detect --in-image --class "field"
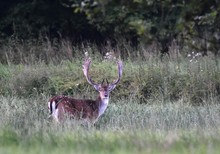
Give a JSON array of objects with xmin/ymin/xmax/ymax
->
[
  {"xmin": 1, "ymin": 96, "xmax": 220, "ymax": 154},
  {"xmin": 1, "ymin": 43, "xmax": 220, "ymax": 153}
]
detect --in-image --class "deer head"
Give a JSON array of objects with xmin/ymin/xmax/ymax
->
[{"xmin": 82, "ymin": 58, "xmax": 123, "ymax": 99}]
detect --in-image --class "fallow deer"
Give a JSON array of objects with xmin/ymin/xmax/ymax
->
[{"xmin": 48, "ymin": 58, "xmax": 123, "ymax": 124}]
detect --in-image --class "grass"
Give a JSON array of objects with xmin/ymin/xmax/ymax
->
[
  {"xmin": 1, "ymin": 55, "xmax": 220, "ymax": 104},
  {"xmin": 1, "ymin": 130, "xmax": 220, "ymax": 154},
  {"xmin": 1, "ymin": 96, "xmax": 220, "ymax": 154},
  {"xmin": 1, "ymin": 40, "xmax": 220, "ymax": 153}
]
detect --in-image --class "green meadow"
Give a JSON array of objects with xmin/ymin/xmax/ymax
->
[
  {"xmin": 1, "ymin": 96, "xmax": 220, "ymax": 154},
  {"xmin": 1, "ymin": 43, "xmax": 220, "ymax": 154}
]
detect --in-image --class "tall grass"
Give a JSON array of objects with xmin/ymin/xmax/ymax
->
[
  {"xmin": 0, "ymin": 96, "xmax": 220, "ymax": 154},
  {"xmin": 1, "ymin": 39, "xmax": 220, "ymax": 153},
  {"xmin": 0, "ymin": 53, "xmax": 220, "ymax": 105}
]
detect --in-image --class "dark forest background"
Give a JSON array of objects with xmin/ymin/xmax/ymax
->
[{"xmin": 0, "ymin": 0, "xmax": 219, "ymax": 62}]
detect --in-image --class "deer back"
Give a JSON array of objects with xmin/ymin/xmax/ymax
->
[{"xmin": 48, "ymin": 96, "xmax": 100, "ymax": 122}]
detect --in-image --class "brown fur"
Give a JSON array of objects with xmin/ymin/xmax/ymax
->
[{"xmin": 48, "ymin": 95, "xmax": 101, "ymax": 122}]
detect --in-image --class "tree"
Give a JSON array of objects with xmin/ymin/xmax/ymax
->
[{"xmin": 0, "ymin": 0, "xmax": 102, "ymax": 43}]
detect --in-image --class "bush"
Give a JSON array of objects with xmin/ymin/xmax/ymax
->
[{"xmin": 0, "ymin": 42, "xmax": 220, "ymax": 105}]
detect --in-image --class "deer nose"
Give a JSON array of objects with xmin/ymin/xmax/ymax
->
[{"xmin": 104, "ymin": 94, "xmax": 108, "ymax": 97}]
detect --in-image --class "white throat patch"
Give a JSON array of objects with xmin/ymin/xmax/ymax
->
[{"xmin": 98, "ymin": 98, "xmax": 109, "ymax": 117}]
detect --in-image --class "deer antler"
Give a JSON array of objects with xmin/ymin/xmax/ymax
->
[
  {"xmin": 82, "ymin": 58, "xmax": 98, "ymax": 86},
  {"xmin": 110, "ymin": 60, "xmax": 123, "ymax": 85}
]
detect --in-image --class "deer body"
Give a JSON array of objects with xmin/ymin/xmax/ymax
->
[
  {"xmin": 48, "ymin": 95, "xmax": 109, "ymax": 123},
  {"xmin": 48, "ymin": 58, "xmax": 123, "ymax": 123}
]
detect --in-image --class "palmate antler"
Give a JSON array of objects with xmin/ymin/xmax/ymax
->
[
  {"xmin": 110, "ymin": 60, "xmax": 123, "ymax": 86},
  {"xmin": 82, "ymin": 58, "xmax": 123, "ymax": 87},
  {"xmin": 82, "ymin": 58, "xmax": 98, "ymax": 86}
]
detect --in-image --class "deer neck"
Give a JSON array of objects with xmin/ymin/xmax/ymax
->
[{"xmin": 96, "ymin": 96, "xmax": 109, "ymax": 117}]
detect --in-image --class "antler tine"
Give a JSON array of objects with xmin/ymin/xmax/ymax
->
[
  {"xmin": 111, "ymin": 60, "xmax": 123, "ymax": 85},
  {"xmin": 106, "ymin": 79, "xmax": 109, "ymax": 84},
  {"xmin": 101, "ymin": 79, "xmax": 105, "ymax": 85},
  {"xmin": 82, "ymin": 58, "xmax": 97, "ymax": 85}
]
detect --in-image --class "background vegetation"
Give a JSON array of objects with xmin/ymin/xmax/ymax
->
[
  {"xmin": 0, "ymin": 42, "xmax": 220, "ymax": 105},
  {"xmin": 0, "ymin": 43, "xmax": 220, "ymax": 153},
  {"xmin": 0, "ymin": 0, "xmax": 219, "ymax": 61},
  {"xmin": 0, "ymin": 0, "xmax": 220, "ymax": 154}
]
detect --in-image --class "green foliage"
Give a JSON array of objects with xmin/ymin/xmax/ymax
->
[
  {"xmin": 0, "ymin": 0, "xmax": 100, "ymax": 42},
  {"xmin": 0, "ymin": 38, "xmax": 220, "ymax": 105},
  {"xmin": 1, "ymin": 43, "xmax": 220, "ymax": 105},
  {"xmin": 1, "ymin": 0, "xmax": 219, "ymax": 56}
]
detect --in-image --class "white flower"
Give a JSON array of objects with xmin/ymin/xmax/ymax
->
[{"xmin": 84, "ymin": 51, "xmax": 89, "ymax": 57}]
